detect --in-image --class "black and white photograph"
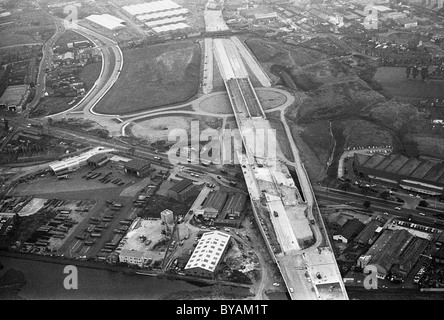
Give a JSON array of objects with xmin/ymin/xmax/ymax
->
[{"xmin": 0, "ymin": 0, "xmax": 444, "ymax": 306}]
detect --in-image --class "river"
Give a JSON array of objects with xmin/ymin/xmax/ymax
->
[{"xmin": 0, "ymin": 256, "xmax": 201, "ymax": 300}]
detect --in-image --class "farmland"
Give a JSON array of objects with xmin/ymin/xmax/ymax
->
[{"xmin": 94, "ymin": 41, "xmax": 201, "ymax": 115}]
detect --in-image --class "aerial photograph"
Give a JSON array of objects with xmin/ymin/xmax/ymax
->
[{"xmin": 0, "ymin": 0, "xmax": 444, "ymax": 304}]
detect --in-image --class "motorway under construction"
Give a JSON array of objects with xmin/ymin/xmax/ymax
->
[{"xmin": 212, "ymin": 37, "xmax": 348, "ymax": 300}]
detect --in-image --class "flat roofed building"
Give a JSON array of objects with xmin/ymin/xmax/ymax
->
[
  {"xmin": 85, "ymin": 14, "xmax": 126, "ymax": 30},
  {"xmin": 160, "ymin": 209, "xmax": 174, "ymax": 224},
  {"xmin": 124, "ymin": 159, "xmax": 151, "ymax": 177},
  {"xmin": 185, "ymin": 231, "xmax": 231, "ymax": 278},
  {"xmin": 119, "ymin": 249, "xmax": 148, "ymax": 267},
  {"xmin": 166, "ymin": 178, "xmax": 198, "ymax": 202}
]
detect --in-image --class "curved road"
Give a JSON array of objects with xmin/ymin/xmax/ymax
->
[{"xmin": 47, "ymin": 20, "xmax": 123, "ymax": 118}]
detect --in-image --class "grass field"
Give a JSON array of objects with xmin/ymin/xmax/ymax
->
[
  {"xmin": 375, "ymin": 67, "xmax": 444, "ymax": 99},
  {"xmin": 79, "ymin": 62, "xmax": 101, "ymax": 90},
  {"xmin": 94, "ymin": 41, "xmax": 201, "ymax": 115},
  {"xmin": 30, "ymin": 97, "xmax": 79, "ymax": 117},
  {"xmin": 55, "ymin": 30, "xmax": 89, "ymax": 48}
]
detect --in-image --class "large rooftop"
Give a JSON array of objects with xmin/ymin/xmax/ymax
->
[{"xmin": 185, "ymin": 231, "xmax": 230, "ymax": 273}]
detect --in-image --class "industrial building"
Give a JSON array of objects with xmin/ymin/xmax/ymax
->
[
  {"xmin": 390, "ymin": 237, "xmax": 429, "ymax": 280},
  {"xmin": 122, "ymin": 0, "xmax": 181, "ymax": 16},
  {"xmin": 152, "ymin": 22, "xmax": 191, "ymax": 34},
  {"xmin": 48, "ymin": 147, "xmax": 114, "ymax": 176},
  {"xmin": 354, "ymin": 220, "xmax": 384, "ymax": 247},
  {"xmin": 333, "ymin": 219, "xmax": 365, "ymax": 244},
  {"xmin": 85, "ymin": 14, "xmax": 127, "ymax": 30},
  {"xmin": 87, "ymin": 153, "xmax": 111, "ymax": 168},
  {"xmin": 184, "ymin": 231, "xmax": 231, "ymax": 278},
  {"xmin": 135, "ymin": 8, "xmax": 188, "ymax": 21},
  {"xmin": 357, "ymin": 229, "xmax": 414, "ymax": 279},
  {"xmin": 119, "ymin": 249, "xmax": 149, "ymax": 267},
  {"xmin": 123, "ymin": 159, "xmax": 151, "ymax": 177},
  {"xmin": 166, "ymin": 178, "xmax": 198, "ymax": 202},
  {"xmin": 354, "ymin": 153, "xmax": 444, "ymax": 196},
  {"xmin": 220, "ymin": 192, "xmax": 247, "ymax": 219},
  {"xmin": 0, "ymin": 84, "xmax": 30, "ymax": 112},
  {"xmin": 144, "ymin": 16, "xmax": 186, "ymax": 28},
  {"xmin": 202, "ymin": 189, "xmax": 228, "ymax": 219}
]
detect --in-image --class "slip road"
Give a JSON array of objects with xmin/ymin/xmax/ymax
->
[{"xmin": 176, "ymin": 304, "xmax": 268, "ymax": 317}]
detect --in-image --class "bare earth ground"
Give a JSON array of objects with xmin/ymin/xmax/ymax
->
[{"xmin": 128, "ymin": 115, "xmax": 223, "ymax": 143}]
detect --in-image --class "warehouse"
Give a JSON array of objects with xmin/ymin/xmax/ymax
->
[
  {"xmin": 390, "ymin": 237, "xmax": 429, "ymax": 280},
  {"xmin": 166, "ymin": 178, "xmax": 198, "ymax": 202},
  {"xmin": 48, "ymin": 147, "xmax": 114, "ymax": 176},
  {"xmin": 219, "ymin": 192, "xmax": 247, "ymax": 219},
  {"xmin": 124, "ymin": 159, "xmax": 151, "ymax": 177},
  {"xmin": 85, "ymin": 14, "xmax": 126, "ymax": 30},
  {"xmin": 145, "ymin": 16, "xmax": 186, "ymax": 28},
  {"xmin": 354, "ymin": 220, "xmax": 384, "ymax": 247},
  {"xmin": 354, "ymin": 153, "xmax": 444, "ymax": 196},
  {"xmin": 184, "ymin": 231, "xmax": 231, "ymax": 278},
  {"xmin": 87, "ymin": 153, "xmax": 111, "ymax": 168},
  {"xmin": 357, "ymin": 229, "xmax": 413, "ymax": 279},
  {"xmin": 152, "ymin": 22, "xmax": 191, "ymax": 34},
  {"xmin": 0, "ymin": 84, "xmax": 30, "ymax": 112},
  {"xmin": 135, "ymin": 8, "xmax": 188, "ymax": 21},
  {"xmin": 122, "ymin": 0, "xmax": 181, "ymax": 16},
  {"xmin": 202, "ymin": 189, "xmax": 228, "ymax": 219},
  {"xmin": 333, "ymin": 219, "xmax": 365, "ymax": 244}
]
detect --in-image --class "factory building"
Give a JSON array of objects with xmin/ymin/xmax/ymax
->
[
  {"xmin": 202, "ymin": 189, "xmax": 228, "ymax": 219},
  {"xmin": 166, "ymin": 178, "xmax": 199, "ymax": 202},
  {"xmin": 48, "ymin": 147, "xmax": 114, "ymax": 176},
  {"xmin": 333, "ymin": 219, "xmax": 365, "ymax": 244},
  {"xmin": 87, "ymin": 153, "xmax": 111, "ymax": 168},
  {"xmin": 390, "ymin": 237, "xmax": 429, "ymax": 281},
  {"xmin": 354, "ymin": 220, "xmax": 384, "ymax": 247},
  {"xmin": 184, "ymin": 231, "xmax": 231, "ymax": 278},
  {"xmin": 357, "ymin": 229, "xmax": 414, "ymax": 279},
  {"xmin": 124, "ymin": 159, "xmax": 151, "ymax": 177},
  {"xmin": 354, "ymin": 153, "xmax": 444, "ymax": 196}
]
